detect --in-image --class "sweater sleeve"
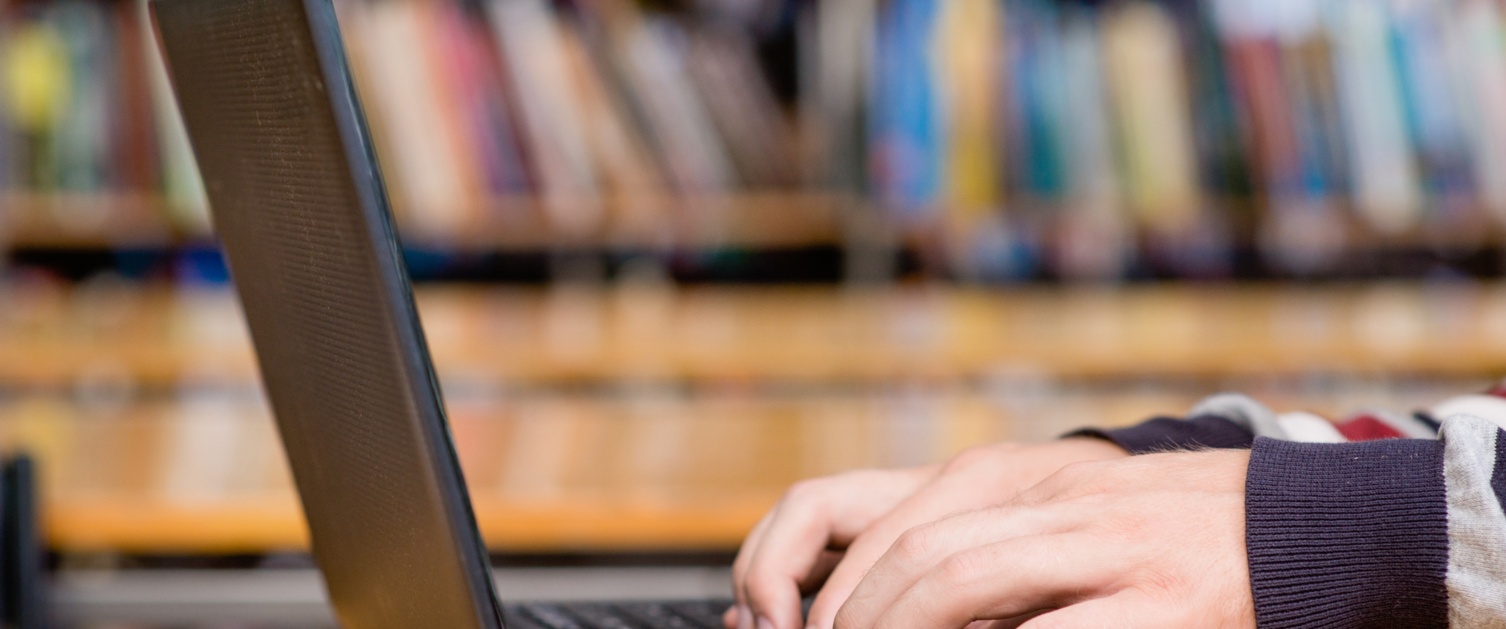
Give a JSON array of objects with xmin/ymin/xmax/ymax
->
[
  {"xmin": 1068, "ymin": 414, "xmax": 1255, "ymax": 452},
  {"xmin": 1069, "ymin": 391, "xmax": 1443, "ymax": 453},
  {"xmin": 1067, "ymin": 393, "xmax": 1286, "ymax": 453},
  {"xmin": 1245, "ymin": 415, "xmax": 1506, "ymax": 628},
  {"xmin": 1069, "ymin": 385, "xmax": 1506, "ymax": 627}
]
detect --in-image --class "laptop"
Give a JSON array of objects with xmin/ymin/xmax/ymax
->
[{"xmin": 150, "ymin": 0, "xmax": 734, "ymax": 626}]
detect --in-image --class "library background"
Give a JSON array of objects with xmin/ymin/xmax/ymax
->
[{"xmin": 3, "ymin": 0, "xmax": 1506, "ymax": 625}]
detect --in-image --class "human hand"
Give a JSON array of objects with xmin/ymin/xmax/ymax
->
[
  {"xmin": 726, "ymin": 438, "xmax": 1128, "ymax": 629},
  {"xmin": 834, "ymin": 450, "xmax": 1254, "ymax": 629}
]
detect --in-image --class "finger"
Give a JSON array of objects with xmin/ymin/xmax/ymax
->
[
  {"xmin": 843, "ymin": 504, "xmax": 1074, "ymax": 620},
  {"xmin": 732, "ymin": 511, "xmax": 777, "ymax": 603},
  {"xmin": 975, "ymin": 611, "xmax": 1048, "ymax": 629},
  {"xmin": 839, "ymin": 535, "xmax": 1124, "ymax": 629},
  {"xmin": 971, "ymin": 614, "xmax": 1046, "ymax": 629},
  {"xmin": 742, "ymin": 499, "xmax": 851, "ymax": 629},
  {"xmin": 732, "ymin": 551, "xmax": 836, "ymax": 629},
  {"xmin": 797, "ymin": 550, "xmax": 844, "ymax": 593},
  {"xmin": 804, "ymin": 477, "xmax": 983, "ymax": 628},
  {"xmin": 747, "ymin": 470, "xmax": 934, "ymax": 629},
  {"xmin": 1018, "ymin": 592, "xmax": 1170, "ymax": 629}
]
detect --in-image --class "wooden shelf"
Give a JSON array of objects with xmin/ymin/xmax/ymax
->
[
  {"xmin": 1, "ymin": 193, "xmax": 187, "ymax": 249},
  {"xmin": 3, "ymin": 282, "xmax": 1506, "ymax": 389},
  {"xmin": 1, "ymin": 192, "xmax": 848, "ymax": 251},
  {"xmin": 397, "ymin": 192, "xmax": 849, "ymax": 251},
  {"xmin": 7, "ymin": 191, "xmax": 1505, "ymax": 253}
]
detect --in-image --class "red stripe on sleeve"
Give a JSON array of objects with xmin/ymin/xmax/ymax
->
[{"xmin": 1336, "ymin": 415, "xmax": 1405, "ymax": 442}]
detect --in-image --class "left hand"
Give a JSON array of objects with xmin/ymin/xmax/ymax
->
[{"xmin": 833, "ymin": 450, "xmax": 1256, "ymax": 629}]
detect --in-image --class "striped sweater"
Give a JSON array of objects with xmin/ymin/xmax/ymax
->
[{"xmin": 1074, "ymin": 386, "xmax": 1506, "ymax": 628}]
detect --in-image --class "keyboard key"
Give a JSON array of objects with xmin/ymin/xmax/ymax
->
[
  {"xmin": 518, "ymin": 603, "xmax": 587, "ymax": 629},
  {"xmin": 567, "ymin": 603, "xmax": 645, "ymax": 629},
  {"xmin": 617, "ymin": 601, "xmax": 696, "ymax": 628}
]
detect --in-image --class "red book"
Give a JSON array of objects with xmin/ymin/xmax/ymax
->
[{"xmin": 113, "ymin": 2, "xmax": 160, "ymax": 193}]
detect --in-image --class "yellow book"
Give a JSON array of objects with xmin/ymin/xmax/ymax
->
[
  {"xmin": 1101, "ymin": 2, "xmax": 1201, "ymax": 232},
  {"xmin": 2, "ymin": 25, "xmax": 68, "ymax": 135},
  {"xmin": 933, "ymin": 0, "xmax": 1002, "ymax": 227},
  {"xmin": 3, "ymin": 23, "xmax": 69, "ymax": 189}
]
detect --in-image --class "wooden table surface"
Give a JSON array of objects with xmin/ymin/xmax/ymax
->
[
  {"xmin": 3, "ymin": 281, "xmax": 1506, "ymax": 388},
  {"xmin": 0, "ymin": 281, "xmax": 1500, "ymax": 553},
  {"xmin": 0, "ymin": 380, "xmax": 1485, "ymax": 554}
]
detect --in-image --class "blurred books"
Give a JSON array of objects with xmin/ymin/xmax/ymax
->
[
  {"xmin": 827, "ymin": 0, "xmax": 1506, "ymax": 278},
  {"xmin": 2, "ymin": 0, "xmax": 1506, "ymax": 279}
]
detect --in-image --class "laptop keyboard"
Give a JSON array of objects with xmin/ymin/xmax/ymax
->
[{"xmin": 505, "ymin": 599, "xmax": 733, "ymax": 629}]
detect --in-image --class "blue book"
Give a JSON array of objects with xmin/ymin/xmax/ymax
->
[
  {"xmin": 1388, "ymin": 1, "xmax": 1473, "ymax": 206},
  {"xmin": 1010, "ymin": 0, "xmax": 1066, "ymax": 200},
  {"xmin": 869, "ymin": 0, "xmax": 941, "ymax": 221}
]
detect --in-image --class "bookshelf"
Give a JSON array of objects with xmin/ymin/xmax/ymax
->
[
  {"xmin": 4, "ymin": 0, "xmax": 1506, "ymax": 559},
  {"xmin": 4, "ymin": 0, "xmax": 1506, "ymax": 280}
]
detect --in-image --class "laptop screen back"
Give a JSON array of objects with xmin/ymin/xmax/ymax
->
[{"xmin": 151, "ymin": 0, "xmax": 503, "ymax": 626}]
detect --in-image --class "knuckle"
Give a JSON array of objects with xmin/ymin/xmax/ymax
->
[
  {"xmin": 1055, "ymin": 459, "xmax": 1101, "ymax": 481},
  {"xmin": 891, "ymin": 525, "xmax": 940, "ymax": 565},
  {"xmin": 940, "ymin": 444, "xmax": 1014, "ymax": 476},
  {"xmin": 1036, "ymin": 460, "xmax": 1111, "ymax": 498},
  {"xmin": 782, "ymin": 478, "xmax": 825, "ymax": 504},
  {"xmin": 839, "ymin": 468, "xmax": 901, "ymax": 494},
  {"xmin": 936, "ymin": 551, "xmax": 984, "ymax": 587}
]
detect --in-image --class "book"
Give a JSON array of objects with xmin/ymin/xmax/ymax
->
[
  {"xmin": 1101, "ymin": 1, "xmax": 1203, "ymax": 234},
  {"xmin": 685, "ymin": 26, "xmax": 797, "ymax": 189},
  {"xmin": 2, "ymin": 21, "xmax": 69, "ymax": 191},
  {"xmin": 869, "ymin": 0, "xmax": 942, "ymax": 220},
  {"xmin": 1057, "ymin": 11, "xmax": 1132, "ymax": 280},
  {"xmin": 486, "ymin": 0, "xmax": 603, "ymax": 231},
  {"xmin": 111, "ymin": 0, "xmax": 160, "ymax": 194},
  {"xmin": 1326, "ymin": 0, "xmax": 1422, "ymax": 233},
  {"xmin": 354, "ymin": 0, "xmax": 475, "ymax": 232},
  {"xmin": 138, "ymin": 0, "xmax": 208, "ymax": 231},
  {"xmin": 50, "ymin": 0, "xmax": 112, "ymax": 196},
  {"xmin": 1453, "ymin": 0, "xmax": 1506, "ymax": 226}
]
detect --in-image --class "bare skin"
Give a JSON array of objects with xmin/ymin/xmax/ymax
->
[
  {"xmin": 726, "ymin": 438, "xmax": 1130, "ymax": 629},
  {"xmin": 834, "ymin": 450, "xmax": 1254, "ymax": 629}
]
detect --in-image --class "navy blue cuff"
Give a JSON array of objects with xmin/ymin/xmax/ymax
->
[
  {"xmin": 1245, "ymin": 437, "xmax": 1448, "ymax": 629},
  {"xmin": 1066, "ymin": 415, "xmax": 1254, "ymax": 454}
]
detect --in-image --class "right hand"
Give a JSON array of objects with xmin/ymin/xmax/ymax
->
[{"xmin": 725, "ymin": 438, "xmax": 1129, "ymax": 629}]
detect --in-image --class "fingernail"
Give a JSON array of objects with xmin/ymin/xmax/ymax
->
[
  {"xmin": 757, "ymin": 616, "xmax": 776, "ymax": 629},
  {"xmin": 737, "ymin": 605, "xmax": 753, "ymax": 629}
]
